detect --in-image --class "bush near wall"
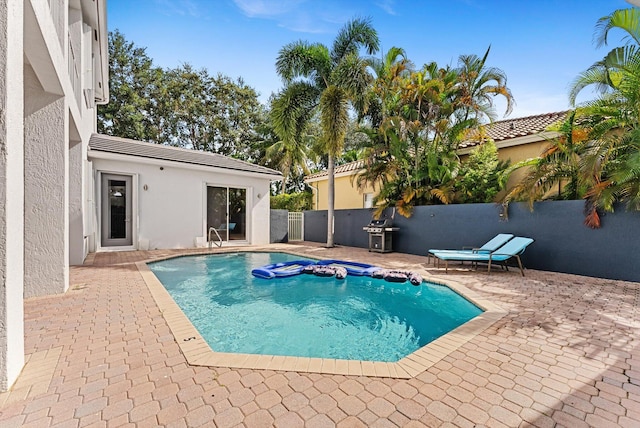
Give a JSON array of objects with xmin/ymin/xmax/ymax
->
[{"xmin": 271, "ymin": 192, "xmax": 312, "ymax": 211}]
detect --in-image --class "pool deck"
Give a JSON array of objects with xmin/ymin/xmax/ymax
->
[{"xmin": 1, "ymin": 242, "xmax": 639, "ymax": 427}]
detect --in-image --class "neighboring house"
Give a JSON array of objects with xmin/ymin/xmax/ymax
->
[
  {"xmin": 304, "ymin": 111, "xmax": 568, "ymax": 210},
  {"xmin": 88, "ymin": 134, "xmax": 281, "ymax": 250},
  {"xmin": 0, "ymin": 0, "xmax": 109, "ymax": 391},
  {"xmin": 305, "ymin": 161, "xmax": 377, "ymax": 210},
  {"xmin": 458, "ymin": 111, "xmax": 568, "ymax": 192}
]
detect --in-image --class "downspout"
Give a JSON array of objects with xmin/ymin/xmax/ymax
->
[{"xmin": 309, "ymin": 183, "xmax": 319, "ymax": 209}]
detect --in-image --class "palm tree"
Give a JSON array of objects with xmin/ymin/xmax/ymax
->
[
  {"xmin": 569, "ymin": 7, "xmax": 640, "ymax": 227},
  {"xmin": 356, "ymin": 61, "xmax": 463, "ymax": 217},
  {"xmin": 267, "ymin": 84, "xmax": 317, "ymax": 193},
  {"xmin": 502, "ymin": 110, "xmax": 589, "ymax": 206},
  {"xmin": 271, "ymin": 18, "xmax": 379, "ymax": 247},
  {"xmin": 456, "ymin": 46, "xmax": 515, "ymax": 124}
]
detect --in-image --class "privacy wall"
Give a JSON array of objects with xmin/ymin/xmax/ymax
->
[
  {"xmin": 303, "ymin": 201, "xmax": 640, "ymax": 282},
  {"xmin": 270, "ymin": 209, "xmax": 288, "ymax": 243}
]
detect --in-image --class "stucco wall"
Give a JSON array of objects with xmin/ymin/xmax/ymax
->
[
  {"xmin": 0, "ymin": 0, "xmax": 25, "ymax": 391},
  {"xmin": 90, "ymin": 156, "xmax": 272, "ymax": 249},
  {"xmin": 304, "ymin": 201, "xmax": 640, "ymax": 282},
  {"xmin": 270, "ymin": 209, "xmax": 289, "ymax": 243},
  {"xmin": 310, "ymin": 173, "xmax": 376, "ymax": 210},
  {"xmin": 24, "ymin": 67, "xmax": 68, "ymax": 298},
  {"xmin": 497, "ymin": 141, "xmax": 547, "ymax": 192}
]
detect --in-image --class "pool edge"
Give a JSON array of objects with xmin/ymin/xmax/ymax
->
[{"xmin": 136, "ymin": 247, "xmax": 507, "ymax": 379}]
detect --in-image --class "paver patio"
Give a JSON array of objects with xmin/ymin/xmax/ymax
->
[{"xmin": 0, "ymin": 242, "xmax": 638, "ymax": 427}]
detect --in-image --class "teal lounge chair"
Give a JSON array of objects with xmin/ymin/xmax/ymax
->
[
  {"xmin": 427, "ymin": 233, "xmax": 514, "ymax": 264},
  {"xmin": 431, "ymin": 237, "xmax": 534, "ymax": 276}
]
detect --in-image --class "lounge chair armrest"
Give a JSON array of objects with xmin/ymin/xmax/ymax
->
[
  {"xmin": 462, "ymin": 246, "xmax": 489, "ymax": 253},
  {"xmin": 488, "ymin": 252, "xmax": 521, "ymax": 259}
]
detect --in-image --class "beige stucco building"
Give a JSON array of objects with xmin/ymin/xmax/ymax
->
[
  {"xmin": 305, "ymin": 112, "xmax": 568, "ymax": 210},
  {"xmin": 305, "ymin": 161, "xmax": 378, "ymax": 211}
]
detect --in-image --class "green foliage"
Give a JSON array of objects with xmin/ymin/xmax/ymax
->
[
  {"xmin": 270, "ymin": 192, "xmax": 313, "ymax": 211},
  {"xmin": 160, "ymin": 65, "xmax": 267, "ymax": 159},
  {"xmin": 98, "ymin": 30, "xmax": 163, "ymax": 142},
  {"xmin": 456, "ymin": 141, "xmax": 509, "ymax": 203},
  {"xmin": 271, "ymin": 17, "xmax": 380, "ymax": 246},
  {"xmin": 567, "ymin": 7, "xmax": 640, "ymax": 227},
  {"xmin": 98, "ymin": 31, "xmax": 267, "ymax": 162},
  {"xmin": 355, "ymin": 46, "xmax": 514, "ymax": 217}
]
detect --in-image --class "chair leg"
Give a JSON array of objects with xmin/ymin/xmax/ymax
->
[
  {"xmin": 516, "ymin": 256, "xmax": 525, "ymax": 276},
  {"xmin": 487, "ymin": 259, "xmax": 492, "ymax": 274},
  {"xmin": 445, "ymin": 260, "xmax": 448, "ymax": 273}
]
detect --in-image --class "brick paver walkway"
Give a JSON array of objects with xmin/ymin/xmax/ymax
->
[{"xmin": 0, "ymin": 243, "xmax": 638, "ymax": 427}]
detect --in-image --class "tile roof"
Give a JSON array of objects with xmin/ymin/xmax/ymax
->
[
  {"xmin": 89, "ymin": 133, "xmax": 282, "ymax": 178},
  {"xmin": 305, "ymin": 160, "xmax": 364, "ymax": 180},
  {"xmin": 459, "ymin": 111, "xmax": 568, "ymax": 149}
]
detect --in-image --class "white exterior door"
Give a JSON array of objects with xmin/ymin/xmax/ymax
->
[{"xmin": 101, "ymin": 174, "xmax": 133, "ymax": 247}]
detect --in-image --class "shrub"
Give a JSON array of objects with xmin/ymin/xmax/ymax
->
[{"xmin": 270, "ymin": 192, "xmax": 313, "ymax": 211}]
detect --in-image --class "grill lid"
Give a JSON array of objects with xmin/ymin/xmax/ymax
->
[{"xmin": 368, "ymin": 218, "xmax": 393, "ymax": 227}]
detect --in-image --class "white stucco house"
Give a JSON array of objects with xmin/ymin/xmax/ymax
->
[
  {"xmin": 88, "ymin": 134, "xmax": 281, "ymax": 251},
  {"xmin": 0, "ymin": 0, "xmax": 280, "ymax": 392}
]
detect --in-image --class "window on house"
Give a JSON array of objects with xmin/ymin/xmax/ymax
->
[{"xmin": 363, "ymin": 193, "xmax": 374, "ymax": 208}]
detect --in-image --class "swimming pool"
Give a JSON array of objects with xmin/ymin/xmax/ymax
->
[{"xmin": 149, "ymin": 252, "xmax": 483, "ymax": 362}]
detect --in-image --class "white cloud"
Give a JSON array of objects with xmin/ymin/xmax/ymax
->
[
  {"xmin": 231, "ymin": 0, "xmax": 353, "ymax": 34},
  {"xmin": 154, "ymin": 0, "xmax": 205, "ymax": 18},
  {"xmin": 375, "ymin": 0, "xmax": 396, "ymax": 15},
  {"xmin": 232, "ymin": 0, "xmax": 307, "ymax": 18}
]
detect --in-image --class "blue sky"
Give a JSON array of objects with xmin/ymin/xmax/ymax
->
[{"xmin": 107, "ymin": 0, "xmax": 633, "ymax": 119}]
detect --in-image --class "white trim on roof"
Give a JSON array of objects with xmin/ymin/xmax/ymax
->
[
  {"xmin": 88, "ymin": 150, "xmax": 282, "ymax": 181},
  {"xmin": 89, "ymin": 133, "xmax": 282, "ymax": 180},
  {"xmin": 304, "ymin": 168, "xmax": 365, "ymax": 183}
]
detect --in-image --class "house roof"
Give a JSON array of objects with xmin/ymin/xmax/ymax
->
[
  {"xmin": 88, "ymin": 134, "xmax": 282, "ymax": 178},
  {"xmin": 459, "ymin": 111, "xmax": 568, "ymax": 149},
  {"xmin": 305, "ymin": 160, "xmax": 364, "ymax": 181}
]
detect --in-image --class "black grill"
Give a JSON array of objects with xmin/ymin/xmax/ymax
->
[{"xmin": 363, "ymin": 217, "xmax": 398, "ymax": 252}]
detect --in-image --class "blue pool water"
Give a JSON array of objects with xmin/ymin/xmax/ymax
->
[{"xmin": 149, "ymin": 252, "xmax": 483, "ymax": 362}]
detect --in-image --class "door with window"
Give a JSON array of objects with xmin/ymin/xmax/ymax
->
[
  {"xmin": 207, "ymin": 186, "xmax": 246, "ymax": 241},
  {"xmin": 101, "ymin": 174, "xmax": 133, "ymax": 247}
]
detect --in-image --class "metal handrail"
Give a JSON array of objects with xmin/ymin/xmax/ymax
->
[{"xmin": 208, "ymin": 227, "xmax": 223, "ymax": 248}]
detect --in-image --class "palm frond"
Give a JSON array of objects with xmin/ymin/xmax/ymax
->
[{"xmin": 331, "ymin": 17, "xmax": 380, "ymax": 64}]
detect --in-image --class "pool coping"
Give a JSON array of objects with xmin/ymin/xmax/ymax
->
[{"xmin": 136, "ymin": 248, "xmax": 507, "ymax": 379}]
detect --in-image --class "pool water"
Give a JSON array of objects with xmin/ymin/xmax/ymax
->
[{"xmin": 149, "ymin": 252, "xmax": 483, "ymax": 362}]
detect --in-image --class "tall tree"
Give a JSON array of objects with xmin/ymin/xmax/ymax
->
[
  {"xmin": 161, "ymin": 65, "xmax": 266, "ymax": 159},
  {"xmin": 98, "ymin": 30, "xmax": 163, "ymax": 142},
  {"xmin": 456, "ymin": 46, "xmax": 514, "ymax": 124},
  {"xmin": 99, "ymin": 31, "xmax": 267, "ymax": 162},
  {"xmin": 271, "ymin": 18, "xmax": 379, "ymax": 246},
  {"xmin": 357, "ymin": 61, "xmax": 466, "ymax": 217}
]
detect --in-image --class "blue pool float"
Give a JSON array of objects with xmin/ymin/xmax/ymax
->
[
  {"xmin": 315, "ymin": 259, "xmax": 382, "ymax": 276},
  {"xmin": 251, "ymin": 260, "xmax": 316, "ymax": 279}
]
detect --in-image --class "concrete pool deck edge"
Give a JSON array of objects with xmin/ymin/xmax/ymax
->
[{"xmin": 137, "ymin": 246, "xmax": 507, "ymax": 379}]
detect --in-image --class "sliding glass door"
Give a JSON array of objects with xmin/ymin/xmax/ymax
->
[{"xmin": 207, "ymin": 186, "xmax": 246, "ymax": 241}]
